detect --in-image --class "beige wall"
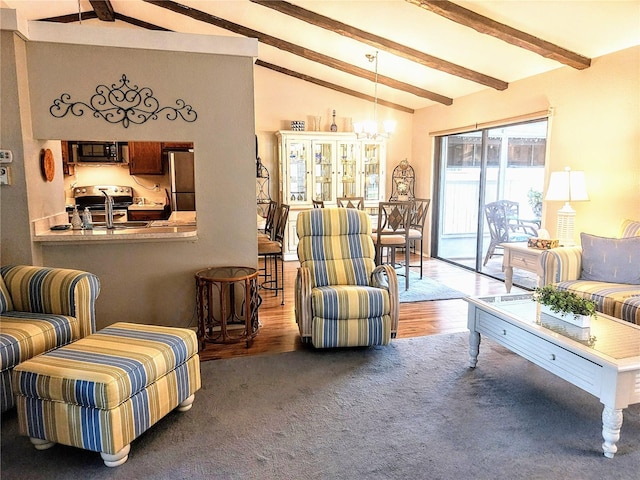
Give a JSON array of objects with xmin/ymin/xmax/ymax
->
[
  {"xmin": 412, "ymin": 45, "xmax": 640, "ymax": 252},
  {"xmin": 1, "ymin": 20, "xmax": 257, "ymax": 330},
  {"xmin": 253, "ymin": 65, "xmax": 414, "ymax": 200}
]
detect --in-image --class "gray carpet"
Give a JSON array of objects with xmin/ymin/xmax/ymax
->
[
  {"xmin": 399, "ymin": 272, "xmax": 467, "ymax": 302},
  {"xmin": 2, "ymin": 333, "xmax": 639, "ymax": 480}
]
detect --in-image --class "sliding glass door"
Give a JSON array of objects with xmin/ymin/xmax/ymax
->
[{"xmin": 432, "ymin": 119, "xmax": 547, "ymax": 289}]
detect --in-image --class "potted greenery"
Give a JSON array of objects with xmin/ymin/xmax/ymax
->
[
  {"xmin": 527, "ymin": 188, "xmax": 543, "ymax": 218},
  {"xmin": 533, "ymin": 285, "xmax": 597, "ymax": 328}
]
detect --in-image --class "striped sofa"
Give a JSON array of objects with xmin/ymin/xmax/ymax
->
[
  {"xmin": 540, "ymin": 219, "xmax": 640, "ymax": 325},
  {"xmin": 0, "ymin": 265, "xmax": 100, "ymax": 413},
  {"xmin": 295, "ymin": 208, "xmax": 399, "ymax": 348}
]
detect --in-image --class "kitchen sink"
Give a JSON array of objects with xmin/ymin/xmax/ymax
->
[{"xmin": 93, "ymin": 221, "xmax": 150, "ymax": 229}]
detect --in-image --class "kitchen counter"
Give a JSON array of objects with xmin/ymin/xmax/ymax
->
[
  {"xmin": 32, "ymin": 213, "xmax": 197, "ymax": 244},
  {"xmin": 128, "ymin": 203, "xmax": 166, "ymax": 211}
]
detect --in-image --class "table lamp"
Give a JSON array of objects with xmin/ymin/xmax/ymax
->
[{"xmin": 544, "ymin": 167, "xmax": 589, "ymax": 246}]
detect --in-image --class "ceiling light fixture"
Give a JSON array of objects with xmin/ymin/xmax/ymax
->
[{"xmin": 353, "ymin": 51, "xmax": 396, "ymax": 140}]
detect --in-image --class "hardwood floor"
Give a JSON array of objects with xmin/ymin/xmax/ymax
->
[{"xmin": 198, "ymin": 256, "xmax": 527, "ymax": 361}]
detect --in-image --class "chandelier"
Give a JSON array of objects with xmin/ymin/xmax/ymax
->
[{"xmin": 353, "ymin": 51, "xmax": 396, "ymax": 140}]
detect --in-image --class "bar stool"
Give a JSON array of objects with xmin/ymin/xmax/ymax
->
[{"xmin": 258, "ymin": 203, "xmax": 289, "ymax": 304}]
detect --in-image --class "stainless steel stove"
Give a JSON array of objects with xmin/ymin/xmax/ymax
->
[{"xmin": 69, "ymin": 185, "xmax": 134, "ymax": 223}]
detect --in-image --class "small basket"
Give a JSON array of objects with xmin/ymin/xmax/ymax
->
[
  {"xmin": 290, "ymin": 121, "xmax": 305, "ymax": 131},
  {"xmin": 528, "ymin": 238, "xmax": 559, "ymax": 250}
]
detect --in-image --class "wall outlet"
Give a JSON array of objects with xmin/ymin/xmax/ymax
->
[
  {"xmin": 0, "ymin": 149, "xmax": 13, "ymax": 163},
  {"xmin": 0, "ymin": 166, "xmax": 12, "ymax": 185}
]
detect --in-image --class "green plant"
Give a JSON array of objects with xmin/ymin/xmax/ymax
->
[
  {"xmin": 533, "ymin": 285, "xmax": 597, "ymax": 317},
  {"xmin": 527, "ymin": 188, "xmax": 543, "ymax": 217}
]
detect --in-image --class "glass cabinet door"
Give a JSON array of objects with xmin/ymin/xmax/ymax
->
[
  {"xmin": 311, "ymin": 141, "xmax": 334, "ymax": 202},
  {"xmin": 337, "ymin": 141, "xmax": 359, "ymax": 198},
  {"xmin": 362, "ymin": 142, "xmax": 383, "ymax": 201},
  {"xmin": 286, "ymin": 140, "xmax": 310, "ymax": 204}
]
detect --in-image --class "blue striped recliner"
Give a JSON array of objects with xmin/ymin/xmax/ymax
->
[
  {"xmin": 295, "ymin": 208, "xmax": 399, "ymax": 348},
  {"xmin": 540, "ymin": 219, "xmax": 640, "ymax": 325},
  {"xmin": 0, "ymin": 265, "xmax": 100, "ymax": 412}
]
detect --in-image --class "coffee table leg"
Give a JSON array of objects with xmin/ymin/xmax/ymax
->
[
  {"xmin": 469, "ymin": 331, "xmax": 481, "ymax": 368},
  {"xmin": 504, "ymin": 266, "xmax": 513, "ymax": 293},
  {"xmin": 602, "ymin": 405, "xmax": 623, "ymax": 458}
]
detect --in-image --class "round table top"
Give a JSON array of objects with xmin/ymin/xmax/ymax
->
[{"xmin": 195, "ymin": 266, "xmax": 258, "ymax": 282}]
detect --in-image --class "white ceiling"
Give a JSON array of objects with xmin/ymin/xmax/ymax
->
[{"xmin": 3, "ymin": 0, "xmax": 640, "ymax": 111}]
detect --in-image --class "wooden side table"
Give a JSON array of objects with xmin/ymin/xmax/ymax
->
[
  {"xmin": 501, "ymin": 242, "xmax": 545, "ymax": 292},
  {"xmin": 195, "ymin": 266, "xmax": 260, "ymax": 350}
]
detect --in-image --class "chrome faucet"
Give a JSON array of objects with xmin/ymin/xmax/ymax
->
[{"xmin": 100, "ymin": 189, "xmax": 115, "ymax": 229}]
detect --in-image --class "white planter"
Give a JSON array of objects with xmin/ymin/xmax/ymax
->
[{"xmin": 539, "ymin": 304, "xmax": 591, "ymax": 328}]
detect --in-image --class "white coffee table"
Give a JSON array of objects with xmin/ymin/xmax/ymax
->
[{"xmin": 465, "ymin": 293, "xmax": 640, "ymax": 458}]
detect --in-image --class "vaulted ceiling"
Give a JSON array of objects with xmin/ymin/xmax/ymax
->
[{"xmin": 4, "ymin": 0, "xmax": 640, "ymax": 113}]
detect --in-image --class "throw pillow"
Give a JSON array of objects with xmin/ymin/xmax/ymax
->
[
  {"xmin": 0, "ymin": 275, "xmax": 13, "ymax": 313},
  {"xmin": 580, "ymin": 233, "xmax": 640, "ymax": 284},
  {"xmin": 619, "ymin": 219, "xmax": 640, "ymax": 238}
]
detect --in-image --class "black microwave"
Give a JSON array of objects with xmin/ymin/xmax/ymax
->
[{"xmin": 69, "ymin": 141, "xmax": 124, "ymax": 164}]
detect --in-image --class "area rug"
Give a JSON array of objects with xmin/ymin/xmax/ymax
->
[
  {"xmin": 398, "ymin": 272, "xmax": 467, "ymax": 303},
  {"xmin": 2, "ymin": 333, "xmax": 639, "ymax": 480}
]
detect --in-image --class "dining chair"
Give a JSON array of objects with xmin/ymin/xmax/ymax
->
[
  {"xmin": 483, "ymin": 200, "xmax": 537, "ymax": 266},
  {"xmin": 258, "ymin": 203, "xmax": 289, "ymax": 304},
  {"xmin": 373, "ymin": 201, "xmax": 412, "ymax": 290},
  {"xmin": 408, "ymin": 198, "xmax": 431, "ymax": 278},
  {"xmin": 336, "ymin": 196, "xmax": 365, "ymax": 210},
  {"xmin": 312, "ymin": 199, "xmax": 325, "ymax": 209}
]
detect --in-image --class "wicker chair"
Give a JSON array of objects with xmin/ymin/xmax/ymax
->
[
  {"xmin": 295, "ymin": 208, "xmax": 399, "ymax": 348},
  {"xmin": 483, "ymin": 200, "xmax": 537, "ymax": 266}
]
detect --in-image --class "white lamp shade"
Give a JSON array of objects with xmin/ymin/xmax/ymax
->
[
  {"xmin": 545, "ymin": 169, "xmax": 589, "ymax": 202},
  {"xmin": 383, "ymin": 119, "xmax": 397, "ymax": 134}
]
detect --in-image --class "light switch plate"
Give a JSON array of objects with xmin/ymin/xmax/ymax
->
[
  {"xmin": 0, "ymin": 150, "xmax": 13, "ymax": 163},
  {"xmin": 0, "ymin": 166, "xmax": 11, "ymax": 185}
]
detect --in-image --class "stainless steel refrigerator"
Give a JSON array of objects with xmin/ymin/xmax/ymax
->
[{"xmin": 168, "ymin": 151, "xmax": 196, "ymax": 211}]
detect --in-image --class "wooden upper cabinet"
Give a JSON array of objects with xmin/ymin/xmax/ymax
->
[
  {"xmin": 128, "ymin": 141, "xmax": 163, "ymax": 175},
  {"xmin": 162, "ymin": 142, "xmax": 193, "ymax": 150},
  {"xmin": 61, "ymin": 141, "xmax": 74, "ymax": 176}
]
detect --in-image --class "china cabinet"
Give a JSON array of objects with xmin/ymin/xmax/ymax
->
[{"xmin": 276, "ymin": 131, "xmax": 386, "ymax": 260}]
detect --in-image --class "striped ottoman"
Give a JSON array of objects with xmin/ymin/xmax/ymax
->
[{"xmin": 13, "ymin": 322, "xmax": 201, "ymax": 467}]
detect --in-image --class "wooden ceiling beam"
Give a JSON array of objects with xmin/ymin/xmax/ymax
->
[
  {"xmin": 89, "ymin": 0, "xmax": 116, "ymax": 22},
  {"xmin": 256, "ymin": 60, "xmax": 415, "ymax": 114},
  {"xmin": 114, "ymin": 13, "xmax": 169, "ymax": 31},
  {"xmin": 143, "ymin": 0, "xmax": 452, "ymax": 105},
  {"xmin": 250, "ymin": 0, "xmax": 507, "ymax": 91},
  {"xmin": 407, "ymin": 0, "xmax": 591, "ymax": 70}
]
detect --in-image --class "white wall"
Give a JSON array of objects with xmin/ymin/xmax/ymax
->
[{"xmin": 412, "ymin": 45, "xmax": 640, "ymax": 252}]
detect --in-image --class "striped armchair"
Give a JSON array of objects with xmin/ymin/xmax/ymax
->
[
  {"xmin": 0, "ymin": 265, "xmax": 100, "ymax": 412},
  {"xmin": 295, "ymin": 208, "xmax": 399, "ymax": 348},
  {"xmin": 540, "ymin": 219, "xmax": 640, "ymax": 325}
]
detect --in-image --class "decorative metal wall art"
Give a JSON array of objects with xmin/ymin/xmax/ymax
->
[{"xmin": 49, "ymin": 74, "xmax": 198, "ymax": 128}]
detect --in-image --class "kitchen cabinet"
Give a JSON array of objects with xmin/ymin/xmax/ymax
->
[
  {"xmin": 61, "ymin": 141, "xmax": 74, "ymax": 176},
  {"xmin": 162, "ymin": 142, "xmax": 193, "ymax": 150},
  {"xmin": 276, "ymin": 130, "xmax": 386, "ymax": 260},
  {"xmin": 128, "ymin": 141, "xmax": 163, "ymax": 175}
]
